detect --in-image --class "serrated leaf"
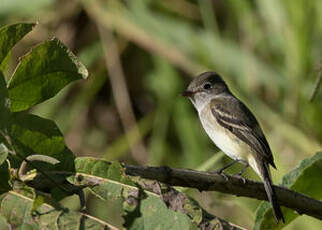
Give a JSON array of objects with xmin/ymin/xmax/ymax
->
[
  {"xmin": 9, "ymin": 113, "xmax": 75, "ymax": 171},
  {"xmin": 0, "ymin": 191, "xmax": 116, "ymax": 229},
  {"xmin": 254, "ymin": 152, "xmax": 322, "ymax": 229},
  {"xmin": 8, "ymin": 38, "xmax": 88, "ymax": 112},
  {"xmin": 0, "ymin": 23, "xmax": 35, "ymax": 65}
]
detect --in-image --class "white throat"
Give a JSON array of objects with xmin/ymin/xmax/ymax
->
[{"xmin": 190, "ymin": 93, "xmax": 217, "ymax": 114}]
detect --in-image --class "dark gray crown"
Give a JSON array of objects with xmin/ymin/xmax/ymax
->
[{"xmin": 188, "ymin": 72, "xmax": 226, "ymax": 90}]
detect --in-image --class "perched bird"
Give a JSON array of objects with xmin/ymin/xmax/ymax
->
[{"xmin": 182, "ymin": 71, "xmax": 284, "ymax": 223}]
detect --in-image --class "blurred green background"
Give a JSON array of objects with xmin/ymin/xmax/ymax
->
[{"xmin": 1, "ymin": 0, "xmax": 322, "ymax": 229}]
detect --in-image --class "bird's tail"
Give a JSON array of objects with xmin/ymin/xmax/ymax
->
[{"xmin": 260, "ymin": 162, "xmax": 285, "ymax": 223}]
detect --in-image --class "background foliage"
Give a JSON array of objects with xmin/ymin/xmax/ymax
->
[{"xmin": 1, "ymin": 0, "xmax": 322, "ymax": 229}]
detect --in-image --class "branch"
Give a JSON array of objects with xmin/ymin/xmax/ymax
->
[{"xmin": 124, "ymin": 164, "xmax": 322, "ymax": 220}]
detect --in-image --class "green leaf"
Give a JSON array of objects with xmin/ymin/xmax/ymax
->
[
  {"xmin": 72, "ymin": 158, "xmax": 136, "ymax": 195},
  {"xmin": 0, "ymin": 22, "xmax": 35, "ymax": 65},
  {"xmin": 254, "ymin": 152, "xmax": 322, "ymax": 229},
  {"xmin": 71, "ymin": 158, "xmax": 197, "ymax": 229},
  {"xmin": 8, "ymin": 38, "xmax": 88, "ymax": 112},
  {"xmin": 9, "ymin": 113, "xmax": 75, "ymax": 171},
  {"xmin": 31, "ymin": 195, "xmax": 45, "ymax": 212},
  {"xmin": 0, "ymin": 51, "xmax": 11, "ymax": 76},
  {"xmin": 0, "ymin": 71, "xmax": 10, "ymax": 129},
  {"xmin": 0, "ymin": 191, "xmax": 116, "ymax": 229}
]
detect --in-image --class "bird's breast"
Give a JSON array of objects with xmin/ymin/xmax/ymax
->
[{"xmin": 199, "ymin": 107, "xmax": 252, "ymax": 162}]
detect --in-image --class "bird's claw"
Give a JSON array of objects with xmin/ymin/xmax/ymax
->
[
  {"xmin": 210, "ymin": 170, "xmax": 229, "ymax": 181},
  {"xmin": 234, "ymin": 174, "xmax": 246, "ymax": 184},
  {"xmin": 220, "ymin": 172, "xmax": 229, "ymax": 181}
]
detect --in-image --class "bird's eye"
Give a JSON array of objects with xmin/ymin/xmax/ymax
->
[{"xmin": 203, "ymin": 83, "xmax": 212, "ymax": 90}]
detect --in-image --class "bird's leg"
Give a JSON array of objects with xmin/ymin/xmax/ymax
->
[
  {"xmin": 213, "ymin": 159, "xmax": 239, "ymax": 174},
  {"xmin": 209, "ymin": 160, "xmax": 240, "ymax": 181},
  {"xmin": 234, "ymin": 162, "xmax": 249, "ymax": 183},
  {"xmin": 213, "ymin": 160, "xmax": 238, "ymax": 181},
  {"xmin": 236, "ymin": 162, "xmax": 249, "ymax": 176}
]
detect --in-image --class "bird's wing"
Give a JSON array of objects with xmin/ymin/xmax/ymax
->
[{"xmin": 210, "ymin": 97, "xmax": 276, "ymax": 168}]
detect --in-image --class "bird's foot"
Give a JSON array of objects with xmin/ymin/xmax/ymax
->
[
  {"xmin": 233, "ymin": 163, "xmax": 249, "ymax": 184},
  {"xmin": 209, "ymin": 160, "xmax": 239, "ymax": 175},
  {"xmin": 210, "ymin": 169, "xmax": 229, "ymax": 181},
  {"xmin": 219, "ymin": 172, "xmax": 229, "ymax": 181},
  {"xmin": 234, "ymin": 174, "xmax": 247, "ymax": 184}
]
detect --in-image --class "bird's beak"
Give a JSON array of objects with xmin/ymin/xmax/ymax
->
[{"xmin": 182, "ymin": 90, "xmax": 194, "ymax": 97}]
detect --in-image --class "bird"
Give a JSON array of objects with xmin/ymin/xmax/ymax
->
[{"xmin": 182, "ymin": 71, "xmax": 284, "ymax": 223}]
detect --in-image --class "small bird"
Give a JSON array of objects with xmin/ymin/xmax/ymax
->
[{"xmin": 182, "ymin": 71, "xmax": 284, "ymax": 223}]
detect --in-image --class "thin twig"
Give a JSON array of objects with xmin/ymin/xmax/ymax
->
[
  {"xmin": 97, "ymin": 26, "xmax": 148, "ymax": 164},
  {"xmin": 124, "ymin": 164, "xmax": 322, "ymax": 220}
]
